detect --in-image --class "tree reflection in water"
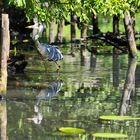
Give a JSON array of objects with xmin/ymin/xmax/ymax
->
[
  {"xmin": 0, "ymin": 101, "xmax": 7, "ymax": 140},
  {"xmin": 120, "ymin": 58, "xmax": 137, "ymax": 115}
]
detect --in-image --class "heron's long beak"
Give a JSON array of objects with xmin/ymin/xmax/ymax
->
[
  {"xmin": 22, "ymin": 39, "xmax": 29, "ymax": 43},
  {"xmin": 25, "ymin": 25, "xmax": 34, "ymax": 28}
]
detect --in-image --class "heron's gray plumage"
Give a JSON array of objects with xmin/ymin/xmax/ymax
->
[
  {"xmin": 31, "ymin": 19, "xmax": 63, "ymax": 63},
  {"xmin": 36, "ymin": 42, "xmax": 63, "ymax": 61}
]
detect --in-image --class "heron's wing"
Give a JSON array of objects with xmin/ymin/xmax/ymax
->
[
  {"xmin": 41, "ymin": 44, "xmax": 63, "ymax": 61},
  {"xmin": 47, "ymin": 45, "xmax": 63, "ymax": 61},
  {"xmin": 53, "ymin": 47, "xmax": 60, "ymax": 61},
  {"xmin": 45, "ymin": 45, "xmax": 55, "ymax": 60},
  {"xmin": 55, "ymin": 48, "xmax": 63, "ymax": 60}
]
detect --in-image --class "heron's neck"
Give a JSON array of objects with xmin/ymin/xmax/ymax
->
[{"xmin": 35, "ymin": 39, "xmax": 40, "ymax": 46}]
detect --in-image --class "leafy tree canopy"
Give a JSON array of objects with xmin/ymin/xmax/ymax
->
[
  {"xmin": 5, "ymin": 0, "xmax": 95, "ymax": 23},
  {"xmin": 5, "ymin": 0, "xmax": 140, "ymax": 23},
  {"xmin": 93, "ymin": 0, "xmax": 140, "ymax": 17}
]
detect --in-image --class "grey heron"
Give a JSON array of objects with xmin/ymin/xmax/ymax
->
[{"xmin": 26, "ymin": 20, "xmax": 63, "ymax": 70}]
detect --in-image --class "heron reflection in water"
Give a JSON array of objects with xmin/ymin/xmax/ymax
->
[{"xmin": 28, "ymin": 80, "xmax": 63, "ymax": 124}]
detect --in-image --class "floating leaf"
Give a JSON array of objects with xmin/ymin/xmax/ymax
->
[
  {"xmin": 63, "ymin": 119, "xmax": 79, "ymax": 122},
  {"xmin": 59, "ymin": 127, "xmax": 85, "ymax": 134},
  {"xmin": 93, "ymin": 133, "xmax": 128, "ymax": 138},
  {"xmin": 99, "ymin": 115, "xmax": 140, "ymax": 121}
]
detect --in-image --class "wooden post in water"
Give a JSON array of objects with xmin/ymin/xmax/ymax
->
[{"xmin": 0, "ymin": 14, "xmax": 10, "ymax": 95}]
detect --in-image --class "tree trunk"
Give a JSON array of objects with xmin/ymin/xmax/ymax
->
[
  {"xmin": 70, "ymin": 13, "xmax": 77, "ymax": 56},
  {"xmin": 0, "ymin": 14, "xmax": 10, "ymax": 95},
  {"xmin": 113, "ymin": 15, "xmax": 120, "ymax": 35},
  {"xmin": 49, "ymin": 19, "xmax": 55, "ymax": 44},
  {"xmin": 57, "ymin": 20, "xmax": 63, "ymax": 43},
  {"xmin": 81, "ymin": 22, "xmax": 87, "ymax": 39},
  {"xmin": 71, "ymin": 13, "xmax": 76, "ymax": 42},
  {"xmin": 131, "ymin": 13, "xmax": 135, "ymax": 33},
  {"xmin": 124, "ymin": 12, "xmax": 137, "ymax": 58},
  {"xmin": 0, "ymin": 0, "xmax": 3, "ymax": 40},
  {"xmin": 92, "ymin": 13, "xmax": 100, "ymax": 35}
]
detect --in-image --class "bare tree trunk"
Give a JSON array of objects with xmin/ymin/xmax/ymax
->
[
  {"xmin": 80, "ymin": 22, "xmax": 87, "ymax": 56},
  {"xmin": 81, "ymin": 22, "xmax": 87, "ymax": 39},
  {"xmin": 71, "ymin": 13, "xmax": 77, "ymax": 56},
  {"xmin": 57, "ymin": 20, "xmax": 63, "ymax": 43},
  {"xmin": 0, "ymin": 0, "xmax": 3, "ymax": 40},
  {"xmin": 0, "ymin": 14, "xmax": 10, "ymax": 95},
  {"xmin": 71, "ymin": 13, "xmax": 76, "ymax": 41},
  {"xmin": 124, "ymin": 12, "xmax": 137, "ymax": 58},
  {"xmin": 113, "ymin": 15, "xmax": 120, "ymax": 35},
  {"xmin": 49, "ymin": 19, "xmax": 55, "ymax": 44},
  {"xmin": 92, "ymin": 13, "xmax": 100, "ymax": 35},
  {"xmin": 131, "ymin": 13, "xmax": 135, "ymax": 33}
]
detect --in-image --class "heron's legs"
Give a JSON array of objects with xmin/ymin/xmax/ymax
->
[
  {"xmin": 36, "ymin": 49, "xmax": 48, "ymax": 71},
  {"xmin": 39, "ymin": 55, "xmax": 48, "ymax": 71},
  {"xmin": 54, "ymin": 61, "xmax": 61, "ymax": 71}
]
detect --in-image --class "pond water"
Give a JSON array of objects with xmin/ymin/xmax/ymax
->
[{"xmin": 1, "ymin": 45, "xmax": 140, "ymax": 140}]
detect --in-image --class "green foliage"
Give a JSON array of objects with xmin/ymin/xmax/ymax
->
[
  {"xmin": 94, "ymin": 0, "xmax": 140, "ymax": 17},
  {"xmin": 5, "ymin": 0, "xmax": 95, "ymax": 23},
  {"xmin": 8, "ymin": 0, "xmax": 26, "ymax": 7},
  {"xmin": 0, "ymin": 0, "xmax": 130, "ymax": 25},
  {"xmin": 6, "ymin": 0, "xmax": 140, "ymax": 25},
  {"xmin": 7, "ymin": 0, "xmax": 69, "ymax": 22}
]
